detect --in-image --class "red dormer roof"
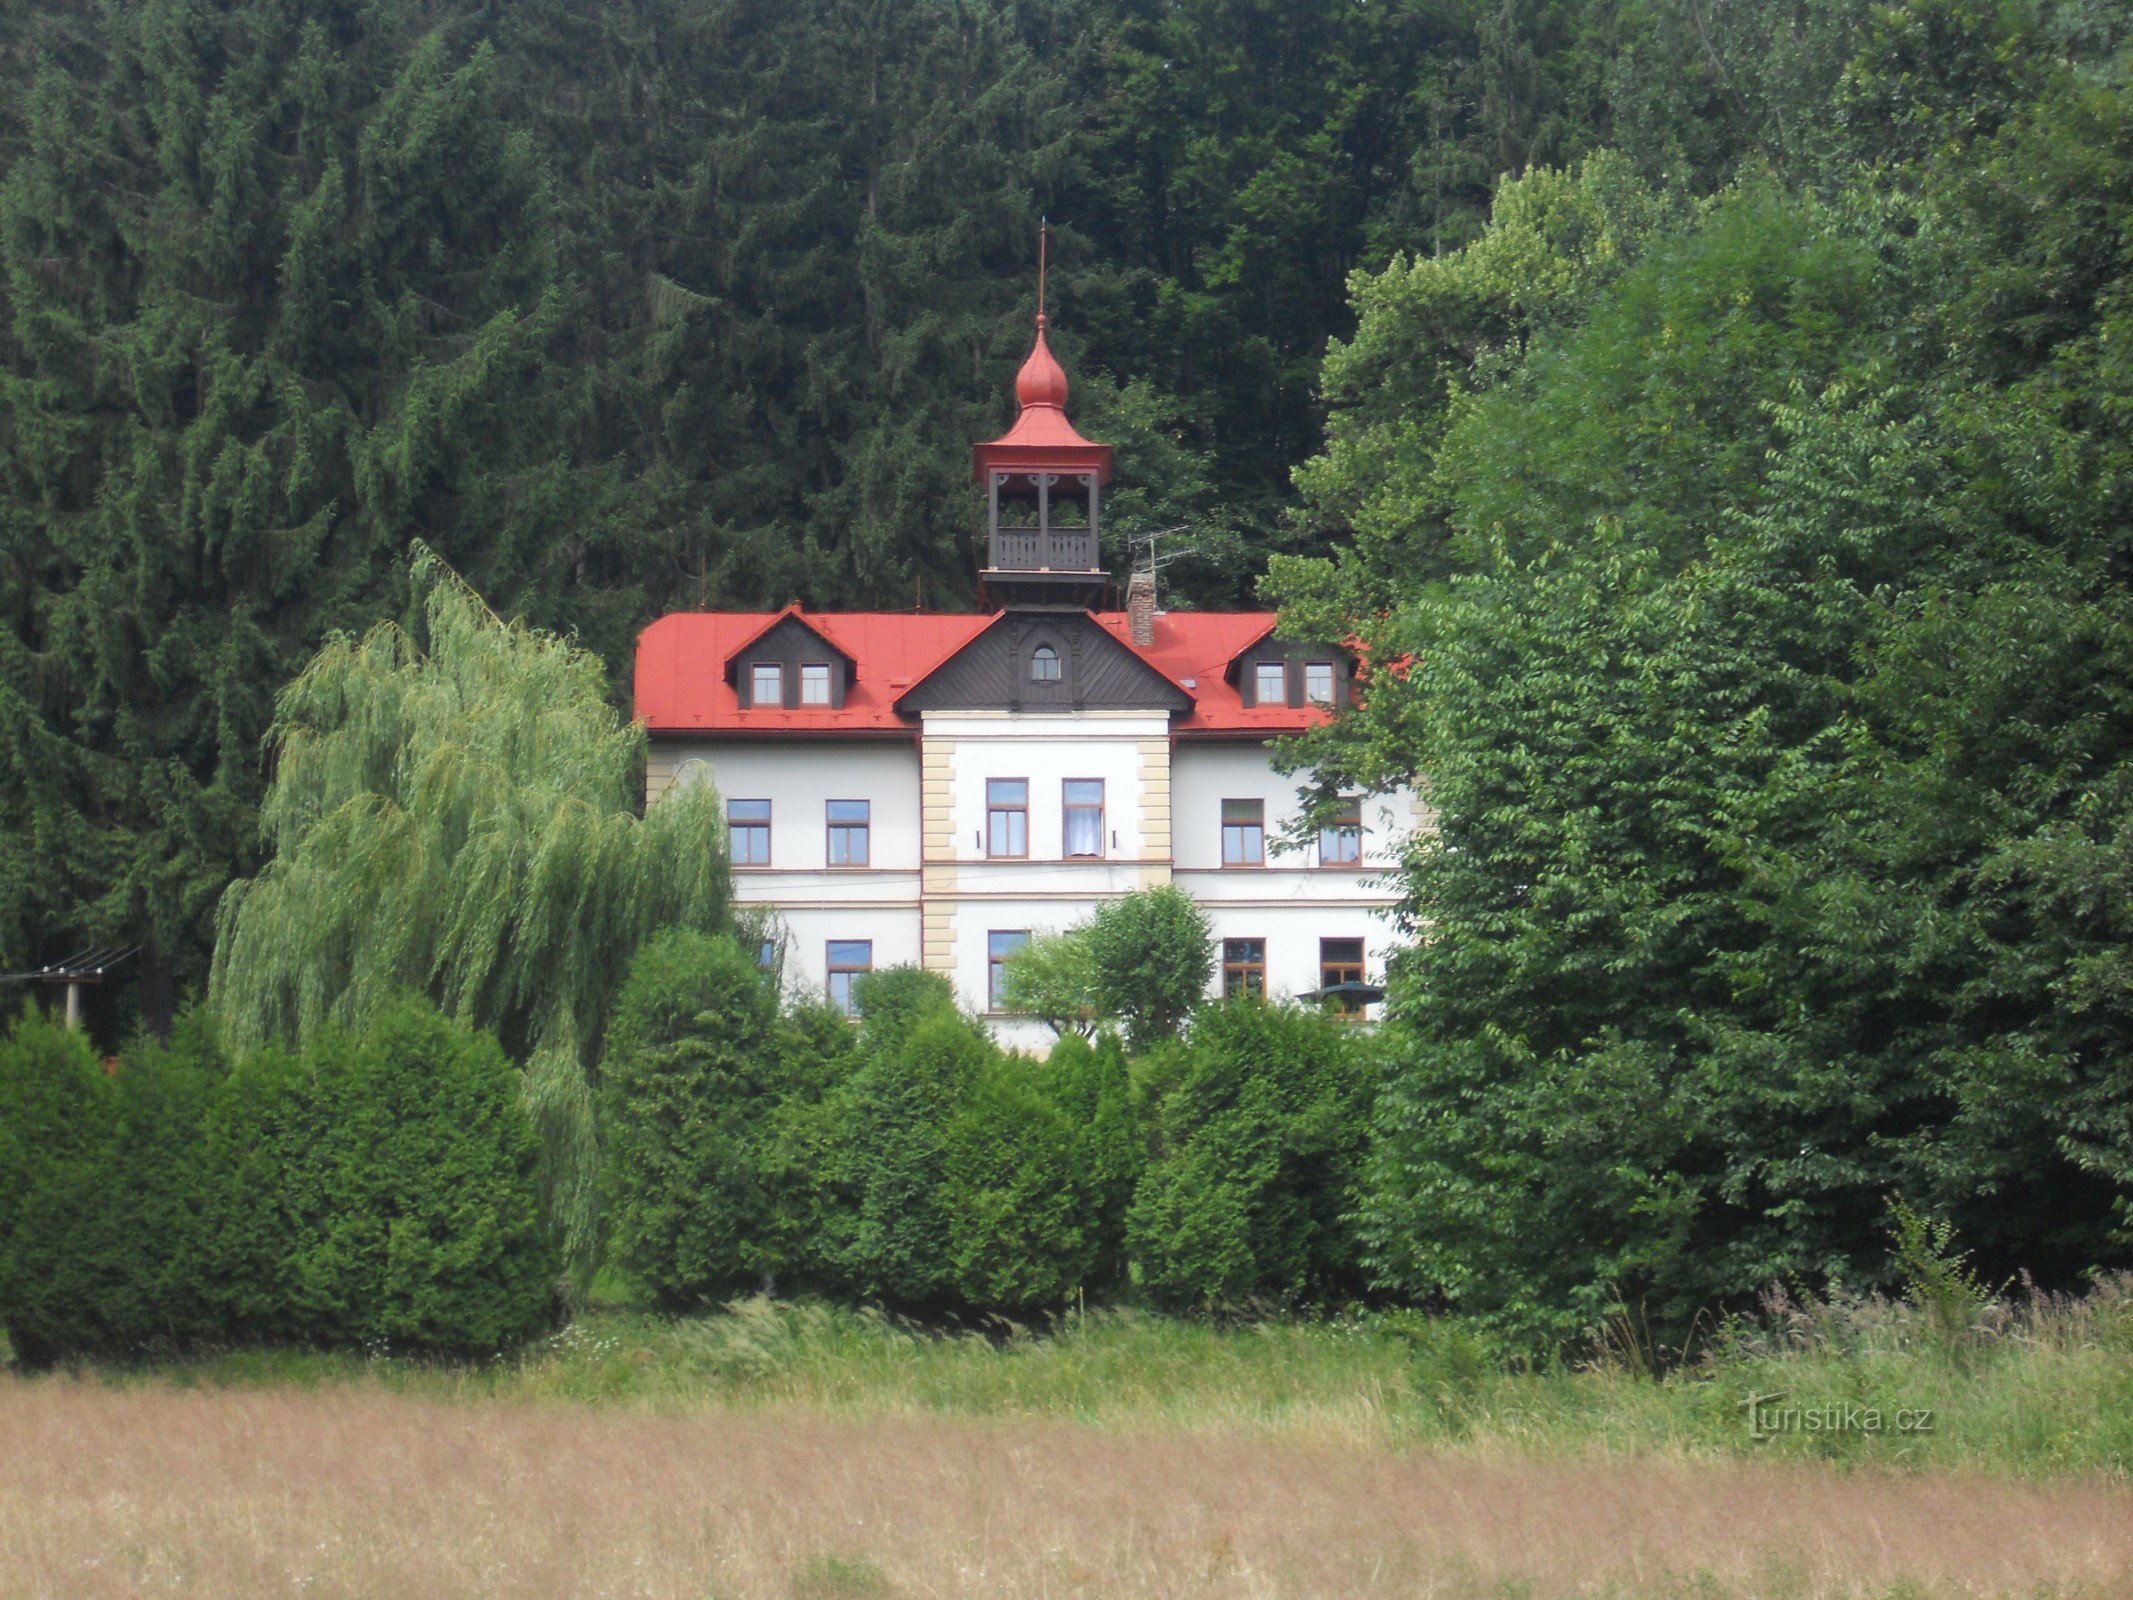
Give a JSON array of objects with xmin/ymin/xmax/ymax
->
[{"xmin": 635, "ymin": 607, "xmax": 1338, "ymax": 738}]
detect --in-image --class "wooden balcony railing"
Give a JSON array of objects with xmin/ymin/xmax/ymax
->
[{"xmin": 988, "ymin": 527, "xmax": 1099, "ymax": 572}]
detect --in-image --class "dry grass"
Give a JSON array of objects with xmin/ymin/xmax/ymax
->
[{"xmin": 3, "ymin": 1375, "xmax": 2129, "ymax": 1599}]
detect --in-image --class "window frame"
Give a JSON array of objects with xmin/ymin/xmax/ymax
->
[
  {"xmin": 1319, "ymin": 796, "xmax": 1363, "ymax": 867},
  {"xmin": 826, "ymin": 798, "xmax": 870, "ymax": 867},
  {"xmin": 799, "ymin": 662, "xmax": 832, "ymax": 705},
  {"xmin": 1220, "ymin": 797, "xmax": 1266, "ymax": 867},
  {"xmin": 1062, "ymin": 778, "xmax": 1105, "ymax": 859},
  {"xmin": 728, "ymin": 798, "xmax": 772, "ymax": 867},
  {"xmin": 749, "ymin": 662, "xmax": 783, "ymax": 708},
  {"xmin": 988, "ymin": 929, "xmax": 1030, "ymax": 1012},
  {"xmin": 1029, "ymin": 644, "xmax": 1062, "ymax": 683},
  {"xmin": 1319, "ymin": 937, "xmax": 1366, "ymax": 1015},
  {"xmin": 826, "ymin": 939, "xmax": 873, "ymax": 1017},
  {"xmin": 1222, "ymin": 937, "xmax": 1267, "ymax": 999},
  {"xmin": 987, "ymin": 777, "xmax": 1029, "ymax": 859},
  {"xmin": 1305, "ymin": 661, "xmax": 1337, "ymax": 706},
  {"xmin": 1253, "ymin": 660, "xmax": 1289, "ymax": 707}
]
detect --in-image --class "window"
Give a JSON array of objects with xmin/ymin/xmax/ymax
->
[
  {"xmin": 1030, "ymin": 644, "xmax": 1061, "ymax": 682},
  {"xmin": 1063, "ymin": 779, "xmax": 1105, "ymax": 858},
  {"xmin": 1254, "ymin": 661, "xmax": 1288, "ymax": 706},
  {"xmin": 987, "ymin": 778, "xmax": 1028, "ymax": 858},
  {"xmin": 800, "ymin": 662, "xmax": 831, "ymax": 705},
  {"xmin": 750, "ymin": 662, "xmax": 783, "ymax": 707},
  {"xmin": 1319, "ymin": 797, "xmax": 1363, "ymax": 866},
  {"xmin": 1223, "ymin": 938, "xmax": 1266, "ymax": 998},
  {"xmin": 826, "ymin": 799, "xmax": 870, "ymax": 866},
  {"xmin": 1320, "ymin": 938, "xmax": 1366, "ymax": 1015},
  {"xmin": 756, "ymin": 939, "xmax": 778, "ymax": 971},
  {"xmin": 989, "ymin": 929, "xmax": 1030, "ymax": 1011},
  {"xmin": 1305, "ymin": 662, "xmax": 1336, "ymax": 706},
  {"xmin": 826, "ymin": 940, "xmax": 872, "ymax": 1017},
  {"xmin": 728, "ymin": 799, "xmax": 771, "ymax": 866},
  {"xmin": 1221, "ymin": 798, "xmax": 1265, "ymax": 866}
]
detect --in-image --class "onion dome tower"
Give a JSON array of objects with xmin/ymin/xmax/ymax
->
[{"xmin": 973, "ymin": 224, "xmax": 1111, "ymax": 609}]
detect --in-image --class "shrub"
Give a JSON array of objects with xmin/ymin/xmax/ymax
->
[
  {"xmin": 1039, "ymin": 1032, "xmax": 1142, "ymax": 1292},
  {"xmin": 831, "ymin": 1004, "xmax": 994, "ymax": 1308},
  {"xmin": 600, "ymin": 931, "xmax": 786, "ymax": 1307},
  {"xmin": 943, "ymin": 1052, "xmax": 1101, "ymax": 1310},
  {"xmin": 0, "ymin": 1012, "xmax": 218, "ymax": 1363},
  {"xmin": 1128, "ymin": 999, "xmax": 1380, "ymax": 1310},
  {"xmin": 752, "ymin": 1000, "xmax": 867, "ymax": 1294},
  {"xmin": 298, "ymin": 1001, "xmax": 558, "ymax": 1352}
]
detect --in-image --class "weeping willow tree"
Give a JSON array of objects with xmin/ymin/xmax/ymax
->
[{"xmin": 211, "ymin": 549, "xmax": 731, "ymax": 1290}]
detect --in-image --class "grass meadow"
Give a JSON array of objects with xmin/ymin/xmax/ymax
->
[{"xmin": 4, "ymin": 1283, "xmax": 2132, "ymax": 1598}]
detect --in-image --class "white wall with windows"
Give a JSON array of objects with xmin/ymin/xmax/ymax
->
[
  {"xmin": 1171, "ymin": 743, "xmax": 1407, "ymax": 873},
  {"xmin": 923, "ymin": 711, "xmax": 1167, "ymax": 863},
  {"xmin": 653, "ymin": 740, "xmax": 922, "ymax": 872},
  {"xmin": 647, "ymin": 730, "xmax": 1415, "ymax": 1039}
]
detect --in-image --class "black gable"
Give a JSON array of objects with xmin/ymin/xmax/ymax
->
[
  {"xmin": 729, "ymin": 614, "xmax": 856, "ymax": 709},
  {"xmin": 896, "ymin": 612, "xmax": 1191, "ymax": 715}
]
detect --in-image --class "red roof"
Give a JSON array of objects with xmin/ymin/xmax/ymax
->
[{"xmin": 635, "ymin": 608, "xmax": 1335, "ymax": 737}]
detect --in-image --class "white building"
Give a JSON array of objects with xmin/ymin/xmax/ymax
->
[{"xmin": 634, "ymin": 312, "xmax": 1418, "ymax": 1049}]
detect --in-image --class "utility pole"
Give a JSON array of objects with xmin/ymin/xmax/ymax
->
[{"xmin": 1, "ymin": 945, "xmax": 138, "ymax": 1031}]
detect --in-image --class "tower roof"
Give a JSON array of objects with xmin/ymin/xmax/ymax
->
[{"xmin": 972, "ymin": 227, "xmax": 1112, "ymax": 485}]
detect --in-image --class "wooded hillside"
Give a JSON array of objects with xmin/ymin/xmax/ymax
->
[{"xmin": 3, "ymin": 0, "xmax": 2128, "ymax": 1050}]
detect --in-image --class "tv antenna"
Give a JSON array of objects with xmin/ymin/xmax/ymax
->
[{"xmin": 1129, "ymin": 523, "xmax": 1200, "ymax": 582}]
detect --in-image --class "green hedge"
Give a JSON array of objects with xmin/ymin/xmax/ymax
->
[{"xmin": 0, "ymin": 1001, "xmax": 557, "ymax": 1363}]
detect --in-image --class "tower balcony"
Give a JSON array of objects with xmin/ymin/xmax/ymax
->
[{"xmin": 986, "ymin": 525, "xmax": 1100, "ymax": 574}]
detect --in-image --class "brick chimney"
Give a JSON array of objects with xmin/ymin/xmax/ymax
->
[{"xmin": 1126, "ymin": 571, "xmax": 1157, "ymax": 648}]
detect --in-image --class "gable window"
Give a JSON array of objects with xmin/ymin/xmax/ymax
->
[
  {"xmin": 1254, "ymin": 661, "xmax": 1288, "ymax": 706},
  {"xmin": 988, "ymin": 929, "xmax": 1030, "ymax": 1011},
  {"xmin": 1063, "ymin": 779, "xmax": 1105, "ymax": 858},
  {"xmin": 826, "ymin": 799, "xmax": 870, "ymax": 866},
  {"xmin": 826, "ymin": 940, "xmax": 872, "ymax": 1017},
  {"xmin": 1320, "ymin": 938, "xmax": 1366, "ymax": 1015},
  {"xmin": 987, "ymin": 778, "xmax": 1028, "ymax": 858},
  {"xmin": 1320, "ymin": 797, "xmax": 1363, "ymax": 866},
  {"xmin": 1221, "ymin": 798, "xmax": 1265, "ymax": 866},
  {"xmin": 750, "ymin": 662, "xmax": 783, "ymax": 707},
  {"xmin": 1223, "ymin": 938, "xmax": 1266, "ymax": 998},
  {"xmin": 800, "ymin": 662, "xmax": 832, "ymax": 705},
  {"xmin": 1305, "ymin": 662, "xmax": 1336, "ymax": 706},
  {"xmin": 1030, "ymin": 644, "xmax": 1061, "ymax": 682},
  {"xmin": 728, "ymin": 799, "xmax": 771, "ymax": 866}
]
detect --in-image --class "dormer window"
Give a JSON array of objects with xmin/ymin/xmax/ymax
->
[
  {"xmin": 1254, "ymin": 662, "xmax": 1288, "ymax": 706},
  {"xmin": 1030, "ymin": 645, "xmax": 1061, "ymax": 682},
  {"xmin": 800, "ymin": 663, "xmax": 831, "ymax": 705},
  {"xmin": 1305, "ymin": 662, "xmax": 1336, "ymax": 705},
  {"xmin": 750, "ymin": 662, "xmax": 783, "ymax": 707}
]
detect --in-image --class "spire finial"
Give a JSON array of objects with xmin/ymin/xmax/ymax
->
[{"xmin": 1037, "ymin": 216, "xmax": 1048, "ymax": 329}]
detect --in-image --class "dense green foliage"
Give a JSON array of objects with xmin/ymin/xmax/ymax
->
[
  {"xmin": 209, "ymin": 554, "xmax": 731, "ymax": 1285},
  {"xmin": 1002, "ymin": 884, "xmax": 1213, "ymax": 1049},
  {"xmin": 600, "ymin": 931, "xmax": 787, "ymax": 1308},
  {"xmin": 590, "ymin": 949, "xmax": 1377, "ymax": 1316},
  {"xmin": 12, "ymin": 0, "xmax": 2133, "ymax": 1351},
  {"xmin": 1128, "ymin": 1000, "xmax": 1378, "ymax": 1309},
  {"xmin": 1269, "ymin": 3, "xmax": 2133, "ymax": 1343},
  {"xmin": 1, "ymin": 0, "xmax": 1952, "ymax": 1032},
  {"xmin": 0, "ymin": 1002, "xmax": 556, "ymax": 1362}
]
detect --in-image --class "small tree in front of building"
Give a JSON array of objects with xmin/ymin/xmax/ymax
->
[{"xmin": 1011, "ymin": 886, "xmax": 1212, "ymax": 1052}]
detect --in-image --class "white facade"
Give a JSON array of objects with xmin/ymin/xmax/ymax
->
[{"xmin": 650, "ymin": 719, "xmax": 1416, "ymax": 1051}]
